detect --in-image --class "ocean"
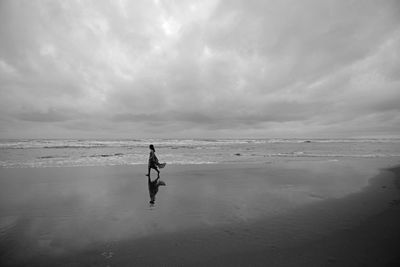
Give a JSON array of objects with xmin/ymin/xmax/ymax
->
[{"xmin": 1, "ymin": 138, "xmax": 400, "ymax": 168}]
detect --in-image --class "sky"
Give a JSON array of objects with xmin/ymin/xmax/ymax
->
[{"xmin": 0, "ymin": 0, "xmax": 399, "ymax": 139}]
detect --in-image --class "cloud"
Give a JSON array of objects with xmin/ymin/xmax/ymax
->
[
  {"xmin": 0, "ymin": 0, "xmax": 399, "ymax": 138},
  {"xmin": 16, "ymin": 108, "xmax": 72, "ymax": 122}
]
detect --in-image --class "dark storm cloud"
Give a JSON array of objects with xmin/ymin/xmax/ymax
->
[
  {"xmin": 0, "ymin": 0, "xmax": 399, "ymax": 138},
  {"xmin": 16, "ymin": 108, "xmax": 71, "ymax": 122}
]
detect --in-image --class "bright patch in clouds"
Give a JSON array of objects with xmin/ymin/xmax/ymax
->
[{"xmin": 0, "ymin": 0, "xmax": 399, "ymax": 138}]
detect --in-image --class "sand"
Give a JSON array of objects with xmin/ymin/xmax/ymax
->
[{"xmin": 0, "ymin": 159, "xmax": 400, "ymax": 266}]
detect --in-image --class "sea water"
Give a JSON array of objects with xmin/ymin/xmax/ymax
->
[{"xmin": 0, "ymin": 138, "xmax": 400, "ymax": 168}]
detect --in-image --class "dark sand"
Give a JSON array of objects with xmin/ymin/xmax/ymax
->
[{"xmin": 0, "ymin": 159, "xmax": 400, "ymax": 266}]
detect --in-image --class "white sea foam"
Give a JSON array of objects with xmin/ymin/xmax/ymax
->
[
  {"xmin": 2, "ymin": 138, "xmax": 400, "ymax": 149},
  {"xmin": 0, "ymin": 138, "xmax": 399, "ymax": 168}
]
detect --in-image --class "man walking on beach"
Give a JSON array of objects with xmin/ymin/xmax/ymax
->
[{"xmin": 146, "ymin": 144, "xmax": 166, "ymax": 178}]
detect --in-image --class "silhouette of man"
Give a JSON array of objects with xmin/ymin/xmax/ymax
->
[{"xmin": 148, "ymin": 176, "xmax": 165, "ymax": 205}]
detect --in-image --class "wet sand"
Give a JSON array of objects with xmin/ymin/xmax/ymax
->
[{"xmin": 0, "ymin": 159, "xmax": 400, "ymax": 266}]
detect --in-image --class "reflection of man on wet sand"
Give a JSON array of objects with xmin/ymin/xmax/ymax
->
[{"xmin": 148, "ymin": 176, "xmax": 166, "ymax": 205}]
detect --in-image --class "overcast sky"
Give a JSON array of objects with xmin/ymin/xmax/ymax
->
[{"xmin": 0, "ymin": 0, "xmax": 399, "ymax": 139}]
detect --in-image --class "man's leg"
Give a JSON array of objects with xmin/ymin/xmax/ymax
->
[{"xmin": 146, "ymin": 166, "xmax": 151, "ymax": 177}]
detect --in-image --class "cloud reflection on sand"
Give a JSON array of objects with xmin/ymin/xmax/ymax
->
[{"xmin": 0, "ymin": 159, "xmax": 397, "ymax": 264}]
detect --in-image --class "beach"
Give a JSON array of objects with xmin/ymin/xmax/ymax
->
[
  {"xmin": 1, "ymin": 158, "xmax": 400, "ymax": 266},
  {"xmin": 2, "ymin": 0, "xmax": 400, "ymax": 265}
]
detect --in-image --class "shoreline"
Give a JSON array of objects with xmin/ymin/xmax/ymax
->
[{"xmin": 1, "ymin": 160, "xmax": 400, "ymax": 266}]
